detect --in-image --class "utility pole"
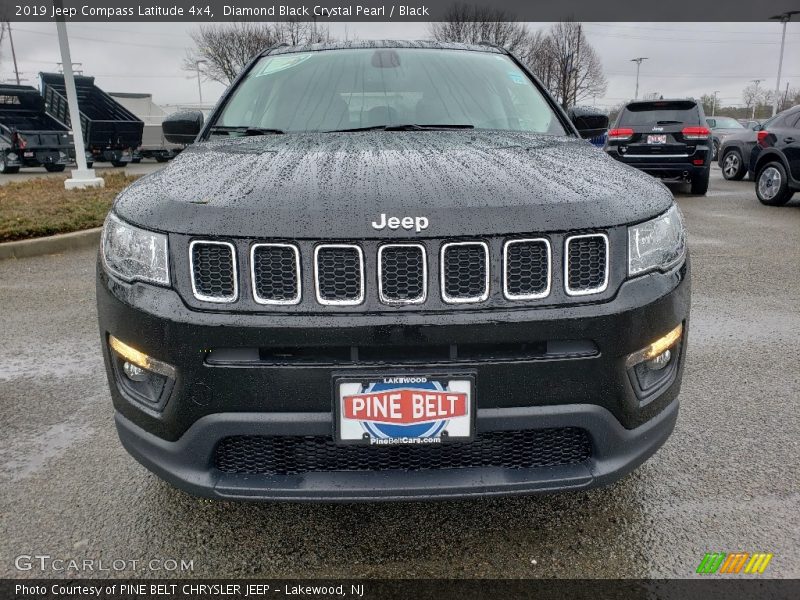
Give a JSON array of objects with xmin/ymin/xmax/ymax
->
[
  {"xmin": 195, "ymin": 59, "xmax": 206, "ymax": 105},
  {"xmin": 712, "ymin": 91, "xmax": 720, "ymax": 116},
  {"xmin": 751, "ymin": 79, "xmax": 763, "ymax": 119},
  {"xmin": 54, "ymin": 0, "xmax": 103, "ymax": 189},
  {"xmin": 4, "ymin": 22, "xmax": 21, "ymax": 85},
  {"xmin": 573, "ymin": 24, "xmax": 582, "ymax": 108},
  {"xmin": 769, "ymin": 11, "xmax": 798, "ymax": 117},
  {"xmin": 631, "ymin": 57, "xmax": 648, "ymax": 100}
]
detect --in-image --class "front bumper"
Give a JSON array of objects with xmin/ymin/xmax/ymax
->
[{"xmin": 98, "ymin": 258, "xmax": 690, "ymax": 500}]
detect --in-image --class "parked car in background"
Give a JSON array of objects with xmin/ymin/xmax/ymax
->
[
  {"xmin": 749, "ymin": 104, "xmax": 800, "ymax": 206},
  {"xmin": 706, "ymin": 116, "xmax": 745, "ymax": 161},
  {"xmin": 605, "ymin": 98, "xmax": 711, "ymax": 194},
  {"xmin": 718, "ymin": 113, "xmax": 781, "ymax": 180},
  {"xmin": 738, "ymin": 119, "xmax": 764, "ymax": 130},
  {"xmin": 0, "ymin": 84, "xmax": 72, "ymax": 174}
]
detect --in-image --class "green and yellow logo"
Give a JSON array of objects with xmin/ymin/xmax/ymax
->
[{"xmin": 696, "ymin": 552, "xmax": 773, "ymax": 574}]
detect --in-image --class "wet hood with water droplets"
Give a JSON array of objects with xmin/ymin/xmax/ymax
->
[{"xmin": 114, "ymin": 130, "xmax": 673, "ymax": 238}]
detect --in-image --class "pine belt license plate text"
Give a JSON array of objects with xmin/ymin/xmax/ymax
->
[
  {"xmin": 647, "ymin": 134, "xmax": 667, "ymax": 144},
  {"xmin": 335, "ymin": 375, "xmax": 474, "ymax": 445}
]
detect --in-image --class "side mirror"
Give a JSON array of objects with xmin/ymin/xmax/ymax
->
[
  {"xmin": 568, "ymin": 106, "xmax": 609, "ymax": 139},
  {"xmin": 162, "ymin": 111, "xmax": 204, "ymax": 145}
]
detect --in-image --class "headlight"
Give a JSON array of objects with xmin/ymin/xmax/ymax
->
[
  {"xmin": 628, "ymin": 204, "xmax": 686, "ymax": 276},
  {"xmin": 101, "ymin": 213, "xmax": 169, "ymax": 285}
]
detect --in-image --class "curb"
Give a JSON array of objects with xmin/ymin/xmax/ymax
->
[{"xmin": 0, "ymin": 227, "xmax": 102, "ymax": 260}]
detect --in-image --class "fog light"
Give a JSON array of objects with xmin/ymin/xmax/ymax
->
[
  {"xmin": 109, "ymin": 335, "xmax": 175, "ymax": 377},
  {"xmin": 123, "ymin": 361, "xmax": 149, "ymax": 381},
  {"xmin": 625, "ymin": 323, "xmax": 683, "ymax": 368},
  {"xmin": 646, "ymin": 349, "xmax": 671, "ymax": 370}
]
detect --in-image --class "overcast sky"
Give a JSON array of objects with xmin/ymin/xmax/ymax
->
[{"xmin": 2, "ymin": 21, "xmax": 799, "ymax": 111}]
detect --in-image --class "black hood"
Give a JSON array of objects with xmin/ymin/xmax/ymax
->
[{"xmin": 115, "ymin": 130, "xmax": 673, "ymax": 238}]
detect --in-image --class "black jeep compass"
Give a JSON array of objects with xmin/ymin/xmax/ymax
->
[{"xmin": 97, "ymin": 41, "xmax": 690, "ymax": 501}]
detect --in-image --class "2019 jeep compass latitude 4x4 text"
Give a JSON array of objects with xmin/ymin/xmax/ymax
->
[{"xmin": 97, "ymin": 41, "xmax": 690, "ymax": 501}]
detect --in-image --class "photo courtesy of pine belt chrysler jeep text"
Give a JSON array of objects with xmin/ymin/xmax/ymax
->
[{"xmin": 97, "ymin": 41, "xmax": 690, "ymax": 501}]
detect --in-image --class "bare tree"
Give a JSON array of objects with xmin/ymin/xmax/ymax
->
[
  {"xmin": 535, "ymin": 21, "xmax": 607, "ymax": 109},
  {"xmin": 184, "ymin": 21, "xmax": 332, "ymax": 86},
  {"xmin": 428, "ymin": 4, "xmax": 530, "ymax": 55}
]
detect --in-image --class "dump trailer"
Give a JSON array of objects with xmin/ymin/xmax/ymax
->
[
  {"xmin": 40, "ymin": 73, "xmax": 143, "ymax": 167},
  {"xmin": 0, "ymin": 85, "xmax": 72, "ymax": 174}
]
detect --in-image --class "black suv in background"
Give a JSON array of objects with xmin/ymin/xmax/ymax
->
[
  {"xmin": 749, "ymin": 104, "xmax": 800, "ymax": 206},
  {"xmin": 605, "ymin": 99, "xmax": 711, "ymax": 195},
  {"xmin": 97, "ymin": 41, "xmax": 689, "ymax": 501}
]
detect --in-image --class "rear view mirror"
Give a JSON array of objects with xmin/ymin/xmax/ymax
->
[
  {"xmin": 568, "ymin": 107, "xmax": 609, "ymax": 139},
  {"xmin": 162, "ymin": 111, "xmax": 204, "ymax": 145}
]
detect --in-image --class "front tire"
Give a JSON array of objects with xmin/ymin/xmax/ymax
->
[
  {"xmin": 44, "ymin": 164, "xmax": 66, "ymax": 173},
  {"xmin": 756, "ymin": 161, "xmax": 794, "ymax": 206},
  {"xmin": 721, "ymin": 149, "xmax": 746, "ymax": 181},
  {"xmin": 111, "ymin": 161, "xmax": 128, "ymax": 168},
  {"xmin": 690, "ymin": 168, "xmax": 710, "ymax": 195}
]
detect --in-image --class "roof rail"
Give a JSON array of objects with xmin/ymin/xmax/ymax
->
[{"xmin": 476, "ymin": 41, "xmax": 507, "ymax": 53}]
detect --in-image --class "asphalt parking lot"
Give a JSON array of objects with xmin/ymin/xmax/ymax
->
[
  {"xmin": 0, "ymin": 161, "xmax": 166, "ymax": 186},
  {"xmin": 1, "ymin": 167, "xmax": 799, "ymax": 579}
]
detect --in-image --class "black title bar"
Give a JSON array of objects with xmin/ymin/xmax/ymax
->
[{"xmin": 3, "ymin": 0, "xmax": 800, "ymax": 22}]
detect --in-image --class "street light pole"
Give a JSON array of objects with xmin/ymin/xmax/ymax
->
[
  {"xmin": 54, "ymin": 0, "xmax": 103, "ymax": 189},
  {"xmin": 770, "ymin": 11, "xmax": 799, "ymax": 117},
  {"xmin": 712, "ymin": 91, "xmax": 720, "ymax": 116},
  {"xmin": 631, "ymin": 57, "xmax": 648, "ymax": 100}
]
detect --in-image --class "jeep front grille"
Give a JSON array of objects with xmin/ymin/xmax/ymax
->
[
  {"xmin": 185, "ymin": 231, "xmax": 617, "ymax": 308},
  {"xmin": 441, "ymin": 241, "xmax": 489, "ymax": 303},
  {"xmin": 565, "ymin": 234, "xmax": 609, "ymax": 296},
  {"xmin": 314, "ymin": 244, "xmax": 364, "ymax": 305},
  {"xmin": 378, "ymin": 244, "xmax": 427, "ymax": 304},
  {"xmin": 189, "ymin": 240, "xmax": 237, "ymax": 303},
  {"xmin": 251, "ymin": 243, "xmax": 301, "ymax": 305},
  {"xmin": 504, "ymin": 238, "xmax": 551, "ymax": 300}
]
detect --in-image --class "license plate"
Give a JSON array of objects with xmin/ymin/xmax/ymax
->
[
  {"xmin": 647, "ymin": 134, "xmax": 667, "ymax": 144},
  {"xmin": 335, "ymin": 374, "xmax": 474, "ymax": 445},
  {"xmin": 24, "ymin": 151, "xmax": 34, "ymax": 158}
]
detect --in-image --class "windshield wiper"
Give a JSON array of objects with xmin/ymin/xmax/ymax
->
[
  {"xmin": 324, "ymin": 124, "xmax": 475, "ymax": 133},
  {"xmin": 210, "ymin": 126, "xmax": 285, "ymax": 136}
]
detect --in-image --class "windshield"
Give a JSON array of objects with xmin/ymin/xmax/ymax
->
[
  {"xmin": 212, "ymin": 48, "xmax": 567, "ymax": 135},
  {"xmin": 709, "ymin": 117, "xmax": 744, "ymax": 129}
]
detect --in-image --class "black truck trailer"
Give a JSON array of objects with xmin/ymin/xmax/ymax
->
[
  {"xmin": 40, "ymin": 73, "xmax": 143, "ymax": 167},
  {"xmin": 0, "ymin": 85, "xmax": 72, "ymax": 174}
]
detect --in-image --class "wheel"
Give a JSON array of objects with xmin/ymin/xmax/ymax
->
[
  {"xmin": 86, "ymin": 162, "xmax": 93, "ymax": 169},
  {"xmin": 155, "ymin": 155, "xmax": 169, "ymax": 163},
  {"xmin": 756, "ymin": 161, "xmax": 794, "ymax": 206},
  {"xmin": 0, "ymin": 155, "xmax": 19, "ymax": 174},
  {"xmin": 721, "ymin": 150, "xmax": 746, "ymax": 181},
  {"xmin": 690, "ymin": 168, "xmax": 710, "ymax": 195},
  {"xmin": 44, "ymin": 164, "xmax": 66, "ymax": 173},
  {"xmin": 712, "ymin": 139, "xmax": 720, "ymax": 161},
  {"xmin": 111, "ymin": 161, "xmax": 127, "ymax": 168}
]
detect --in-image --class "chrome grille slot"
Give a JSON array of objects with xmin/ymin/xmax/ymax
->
[
  {"xmin": 251, "ymin": 243, "xmax": 301, "ymax": 305},
  {"xmin": 189, "ymin": 240, "xmax": 237, "ymax": 303},
  {"xmin": 504, "ymin": 238, "xmax": 551, "ymax": 300},
  {"xmin": 565, "ymin": 233, "xmax": 609, "ymax": 296},
  {"xmin": 440, "ymin": 241, "xmax": 489, "ymax": 303},
  {"xmin": 378, "ymin": 244, "xmax": 427, "ymax": 304},
  {"xmin": 314, "ymin": 244, "xmax": 364, "ymax": 305}
]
